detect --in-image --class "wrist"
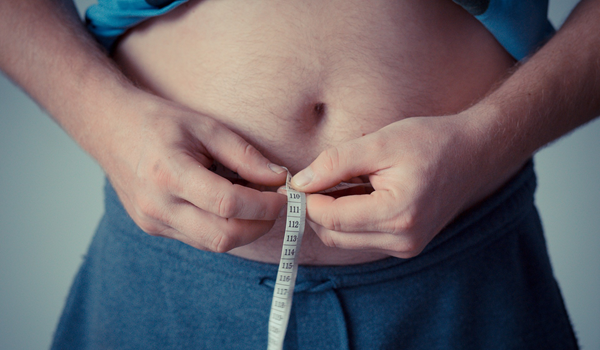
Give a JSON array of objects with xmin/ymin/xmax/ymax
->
[
  {"xmin": 457, "ymin": 103, "xmax": 532, "ymax": 198},
  {"xmin": 58, "ymin": 71, "xmax": 148, "ymax": 169}
]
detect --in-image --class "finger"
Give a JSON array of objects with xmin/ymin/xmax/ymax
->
[
  {"xmin": 305, "ymin": 190, "xmax": 402, "ymax": 234},
  {"xmin": 291, "ymin": 135, "xmax": 384, "ymax": 192},
  {"xmin": 164, "ymin": 202, "xmax": 276, "ymax": 252},
  {"xmin": 196, "ymin": 120, "xmax": 287, "ymax": 186},
  {"xmin": 307, "ymin": 221, "xmax": 424, "ymax": 259},
  {"xmin": 175, "ymin": 153, "xmax": 287, "ymax": 220},
  {"xmin": 147, "ymin": 145, "xmax": 286, "ymax": 220}
]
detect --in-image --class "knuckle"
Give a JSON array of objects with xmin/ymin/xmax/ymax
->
[
  {"xmin": 388, "ymin": 228, "xmax": 429, "ymax": 259},
  {"xmin": 390, "ymin": 210, "xmax": 418, "ymax": 234},
  {"xmin": 243, "ymin": 142, "xmax": 260, "ymax": 159},
  {"xmin": 215, "ymin": 190, "xmax": 240, "ymax": 218},
  {"xmin": 209, "ymin": 231, "xmax": 237, "ymax": 253},
  {"xmin": 149, "ymin": 160, "xmax": 171, "ymax": 187},
  {"xmin": 167, "ymin": 168, "xmax": 184, "ymax": 195},
  {"xmin": 320, "ymin": 234, "xmax": 339, "ymax": 249},
  {"xmin": 384, "ymin": 211, "xmax": 428, "ymax": 258},
  {"xmin": 226, "ymin": 133, "xmax": 256, "ymax": 163},
  {"xmin": 133, "ymin": 196, "xmax": 168, "ymax": 233},
  {"xmin": 315, "ymin": 229, "xmax": 339, "ymax": 249},
  {"xmin": 142, "ymin": 158, "xmax": 183, "ymax": 196},
  {"xmin": 321, "ymin": 146, "xmax": 342, "ymax": 172},
  {"xmin": 320, "ymin": 209, "xmax": 343, "ymax": 232}
]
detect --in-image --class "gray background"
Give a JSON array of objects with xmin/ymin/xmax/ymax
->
[{"xmin": 1, "ymin": 0, "xmax": 598, "ymax": 349}]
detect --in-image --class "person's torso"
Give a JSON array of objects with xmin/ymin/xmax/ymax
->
[{"xmin": 112, "ymin": 0, "xmax": 515, "ymax": 265}]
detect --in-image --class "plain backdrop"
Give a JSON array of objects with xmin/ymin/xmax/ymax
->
[{"xmin": 1, "ymin": 0, "xmax": 598, "ymax": 349}]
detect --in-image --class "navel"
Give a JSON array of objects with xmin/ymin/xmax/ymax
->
[{"xmin": 312, "ymin": 102, "xmax": 327, "ymax": 118}]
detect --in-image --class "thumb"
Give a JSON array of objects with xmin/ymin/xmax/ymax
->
[{"xmin": 291, "ymin": 138, "xmax": 377, "ymax": 192}]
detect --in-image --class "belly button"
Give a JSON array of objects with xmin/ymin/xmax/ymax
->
[
  {"xmin": 298, "ymin": 102, "xmax": 327, "ymax": 134},
  {"xmin": 313, "ymin": 102, "xmax": 326, "ymax": 119}
]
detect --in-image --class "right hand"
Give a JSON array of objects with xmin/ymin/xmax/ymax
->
[{"xmin": 100, "ymin": 92, "xmax": 288, "ymax": 252}]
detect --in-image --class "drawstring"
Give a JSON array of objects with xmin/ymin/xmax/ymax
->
[
  {"xmin": 326, "ymin": 289, "xmax": 350, "ymax": 350},
  {"xmin": 260, "ymin": 278, "xmax": 350, "ymax": 350}
]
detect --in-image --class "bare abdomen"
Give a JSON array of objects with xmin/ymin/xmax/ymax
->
[{"xmin": 113, "ymin": 0, "xmax": 515, "ymax": 265}]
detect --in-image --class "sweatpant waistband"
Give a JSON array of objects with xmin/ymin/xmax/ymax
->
[{"xmin": 102, "ymin": 160, "xmax": 537, "ymax": 292}]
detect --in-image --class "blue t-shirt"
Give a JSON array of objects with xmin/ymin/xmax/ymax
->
[{"xmin": 86, "ymin": 0, "xmax": 556, "ymax": 60}]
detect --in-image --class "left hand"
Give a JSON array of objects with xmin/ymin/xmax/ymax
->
[{"xmin": 291, "ymin": 113, "xmax": 520, "ymax": 258}]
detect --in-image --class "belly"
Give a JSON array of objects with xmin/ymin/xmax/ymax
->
[{"xmin": 113, "ymin": 0, "xmax": 515, "ymax": 265}]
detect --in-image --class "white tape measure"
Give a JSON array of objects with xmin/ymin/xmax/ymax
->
[
  {"xmin": 208, "ymin": 162, "xmax": 371, "ymax": 349},
  {"xmin": 266, "ymin": 170, "xmax": 306, "ymax": 350}
]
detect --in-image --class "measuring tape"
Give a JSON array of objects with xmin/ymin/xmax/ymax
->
[
  {"xmin": 266, "ymin": 169, "xmax": 306, "ymax": 350},
  {"xmin": 209, "ymin": 162, "xmax": 371, "ymax": 350}
]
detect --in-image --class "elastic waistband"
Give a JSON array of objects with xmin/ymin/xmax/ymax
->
[{"xmin": 103, "ymin": 160, "xmax": 537, "ymax": 292}]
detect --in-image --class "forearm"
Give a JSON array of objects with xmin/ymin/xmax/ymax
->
[
  {"xmin": 469, "ymin": 0, "xmax": 600, "ymax": 173},
  {"xmin": 0, "ymin": 0, "xmax": 139, "ymax": 164}
]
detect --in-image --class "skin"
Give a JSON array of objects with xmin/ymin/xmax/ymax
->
[
  {"xmin": 0, "ymin": 0, "xmax": 599, "ymax": 265},
  {"xmin": 0, "ymin": 0, "xmax": 290, "ymax": 254},
  {"xmin": 290, "ymin": 0, "xmax": 600, "ymax": 259},
  {"xmin": 110, "ymin": 0, "xmax": 515, "ymax": 264}
]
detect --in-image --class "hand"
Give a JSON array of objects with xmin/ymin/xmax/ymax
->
[
  {"xmin": 290, "ymin": 114, "xmax": 522, "ymax": 258},
  {"xmin": 101, "ymin": 92, "xmax": 288, "ymax": 252}
]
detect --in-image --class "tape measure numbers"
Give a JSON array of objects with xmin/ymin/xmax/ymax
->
[{"xmin": 267, "ymin": 170, "xmax": 306, "ymax": 350}]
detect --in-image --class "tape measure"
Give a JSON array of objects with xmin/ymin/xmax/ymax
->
[
  {"xmin": 209, "ymin": 162, "xmax": 371, "ymax": 349},
  {"xmin": 266, "ymin": 169, "xmax": 306, "ymax": 350}
]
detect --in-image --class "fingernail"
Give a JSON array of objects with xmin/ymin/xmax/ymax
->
[
  {"xmin": 292, "ymin": 167, "xmax": 314, "ymax": 187},
  {"xmin": 268, "ymin": 163, "xmax": 286, "ymax": 174}
]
